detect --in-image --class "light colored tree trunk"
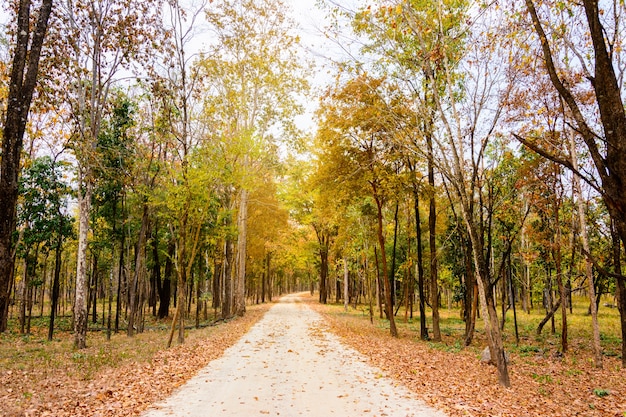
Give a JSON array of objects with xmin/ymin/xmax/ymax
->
[
  {"xmin": 74, "ymin": 182, "xmax": 92, "ymax": 349},
  {"xmin": 234, "ymin": 188, "xmax": 248, "ymax": 316},
  {"xmin": 570, "ymin": 133, "xmax": 603, "ymax": 368}
]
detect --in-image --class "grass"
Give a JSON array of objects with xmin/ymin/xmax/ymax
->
[{"xmin": 320, "ymin": 294, "xmax": 623, "ymax": 363}]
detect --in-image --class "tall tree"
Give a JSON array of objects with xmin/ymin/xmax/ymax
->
[
  {"xmin": 315, "ymin": 74, "xmax": 407, "ymax": 337},
  {"xmin": 200, "ymin": 0, "xmax": 307, "ymax": 316},
  {"xmin": 516, "ymin": 0, "xmax": 626, "ymax": 368},
  {"xmin": 398, "ymin": 2, "xmax": 514, "ymax": 386},
  {"xmin": 0, "ymin": 0, "xmax": 53, "ymax": 332},
  {"xmin": 56, "ymin": 0, "xmax": 160, "ymax": 348}
]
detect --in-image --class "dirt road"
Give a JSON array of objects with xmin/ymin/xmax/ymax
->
[{"xmin": 142, "ymin": 293, "xmax": 446, "ymax": 417}]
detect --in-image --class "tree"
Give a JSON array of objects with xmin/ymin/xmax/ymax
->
[
  {"xmin": 315, "ymin": 74, "xmax": 407, "ymax": 337},
  {"xmin": 396, "ymin": 2, "xmax": 514, "ymax": 386},
  {"xmin": 17, "ymin": 156, "xmax": 72, "ymax": 340},
  {"xmin": 515, "ymin": 0, "xmax": 626, "ymax": 368},
  {"xmin": 0, "ymin": 0, "xmax": 53, "ymax": 332},
  {"xmin": 55, "ymin": 0, "xmax": 161, "ymax": 348},
  {"xmin": 200, "ymin": 0, "xmax": 307, "ymax": 316}
]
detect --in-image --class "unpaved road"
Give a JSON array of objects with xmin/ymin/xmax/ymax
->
[{"xmin": 143, "ymin": 294, "xmax": 446, "ymax": 417}]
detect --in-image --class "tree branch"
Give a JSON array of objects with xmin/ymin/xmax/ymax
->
[{"xmin": 512, "ymin": 133, "xmax": 604, "ymax": 196}]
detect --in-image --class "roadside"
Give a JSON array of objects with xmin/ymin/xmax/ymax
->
[
  {"xmin": 307, "ymin": 295, "xmax": 626, "ymax": 417},
  {"xmin": 0, "ymin": 303, "xmax": 271, "ymax": 417}
]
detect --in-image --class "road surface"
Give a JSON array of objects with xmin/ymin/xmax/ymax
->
[{"xmin": 143, "ymin": 293, "xmax": 446, "ymax": 417}]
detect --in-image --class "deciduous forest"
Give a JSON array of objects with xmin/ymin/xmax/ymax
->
[{"xmin": 2, "ymin": 0, "xmax": 626, "ymax": 415}]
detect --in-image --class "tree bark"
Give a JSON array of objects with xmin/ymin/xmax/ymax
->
[
  {"xmin": 128, "ymin": 203, "xmax": 149, "ymax": 336},
  {"xmin": 343, "ymin": 258, "xmax": 349, "ymax": 311},
  {"xmin": 48, "ymin": 233, "xmax": 63, "ymax": 341},
  {"xmin": 234, "ymin": 188, "xmax": 248, "ymax": 316},
  {"xmin": 159, "ymin": 238, "xmax": 174, "ymax": 319},
  {"xmin": 573, "ymin": 156, "xmax": 603, "ymax": 368},
  {"xmin": 0, "ymin": 0, "xmax": 54, "ymax": 332},
  {"xmin": 412, "ymin": 183, "xmax": 428, "ymax": 340},
  {"xmin": 74, "ymin": 182, "xmax": 92, "ymax": 349},
  {"xmin": 390, "ymin": 202, "xmax": 399, "ymax": 310},
  {"xmin": 611, "ymin": 220, "xmax": 626, "ymax": 367},
  {"xmin": 222, "ymin": 237, "xmax": 234, "ymax": 319},
  {"xmin": 372, "ymin": 187, "xmax": 398, "ymax": 338},
  {"xmin": 552, "ymin": 174, "xmax": 567, "ymax": 353},
  {"xmin": 427, "ymin": 133, "xmax": 441, "ymax": 342}
]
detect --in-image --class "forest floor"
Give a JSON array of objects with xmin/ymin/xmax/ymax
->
[
  {"xmin": 0, "ymin": 303, "xmax": 272, "ymax": 416},
  {"xmin": 308, "ymin": 295, "xmax": 626, "ymax": 417},
  {"xmin": 1, "ymin": 293, "xmax": 625, "ymax": 416}
]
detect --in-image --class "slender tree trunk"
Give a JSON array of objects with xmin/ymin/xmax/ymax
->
[
  {"xmin": 374, "ymin": 246, "xmax": 383, "ymax": 319},
  {"xmin": 262, "ymin": 252, "xmax": 268, "ymax": 303},
  {"xmin": 115, "ymin": 199, "xmax": 125, "ymax": 332},
  {"xmin": 571, "ymin": 134, "xmax": 603, "ymax": 368},
  {"xmin": 537, "ymin": 297, "xmax": 561, "ymax": 335},
  {"xmin": 343, "ymin": 258, "xmax": 349, "ymax": 311},
  {"xmin": 319, "ymin": 240, "xmax": 329, "ymax": 305},
  {"xmin": 552, "ymin": 171, "xmax": 567, "ymax": 353},
  {"xmin": 158, "ymin": 238, "xmax": 174, "ymax": 319},
  {"xmin": 390, "ymin": 202, "xmax": 399, "ymax": 310},
  {"xmin": 91, "ymin": 253, "xmax": 98, "ymax": 324},
  {"xmin": 74, "ymin": 182, "xmax": 92, "ymax": 349},
  {"xmin": 412, "ymin": 186, "xmax": 428, "ymax": 340},
  {"xmin": 222, "ymin": 237, "xmax": 234, "ymax": 319},
  {"xmin": 234, "ymin": 189, "xmax": 248, "ymax": 316},
  {"xmin": 373, "ymin": 189, "xmax": 398, "ymax": 338},
  {"xmin": 128, "ymin": 203, "xmax": 149, "ymax": 336},
  {"xmin": 509, "ymin": 253, "xmax": 519, "ymax": 344},
  {"xmin": 463, "ymin": 233, "xmax": 477, "ymax": 346},
  {"xmin": 465, "ymin": 214, "xmax": 510, "ymax": 386},
  {"xmin": 20, "ymin": 253, "xmax": 30, "ymax": 334},
  {"xmin": 48, "ymin": 235, "xmax": 62, "ymax": 341},
  {"xmin": 427, "ymin": 134, "xmax": 441, "ymax": 341}
]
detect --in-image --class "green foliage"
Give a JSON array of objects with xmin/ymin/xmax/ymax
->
[
  {"xmin": 593, "ymin": 388, "xmax": 610, "ymax": 398},
  {"xmin": 17, "ymin": 156, "xmax": 74, "ymax": 254}
]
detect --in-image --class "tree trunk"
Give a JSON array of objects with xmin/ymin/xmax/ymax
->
[
  {"xmin": 343, "ymin": 258, "xmax": 349, "ymax": 311},
  {"xmin": 571, "ymin": 134, "xmax": 603, "ymax": 368},
  {"xmin": 74, "ymin": 182, "xmax": 92, "ymax": 349},
  {"xmin": 319, "ymin": 242, "xmax": 329, "ymax": 305},
  {"xmin": 611, "ymin": 220, "xmax": 626, "ymax": 367},
  {"xmin": 115, "ymin": 200, "xmax": 126, "ymax": 333},
  {"xmin": 412, "ymin": 185, "xmax": 428, "ymax": 340},
  {"xmin": 128, "ymin": 203, "xmax": 149, "ymax": 336},
  {"xmin": 390, "ymin": 202, "xmax": 399, "ymax": 310},
  {"xmin": 552, "ymin": 165, "xmax": 567, "ymax": 353},
  {"xmin": 234, "ymin": 188, "xmax": 248, "ymax": 316},
  {"xmin": 158, "ymin": 238, "xmax": 174, "ymax": 319},
  {"xmin": 427, "ymin": 133, "xmax": 441, "ymax": 342},
  {"xmin": 537, "ymin": 296, "xmax": 561, "ymax": 335},
  {"xmin": 90, "ymin": 253, "xmax": 98, "ymax": 324},
  {"xmin": 373, "ymin": 189, "xmax": 398, "ymax": 338},
  {"xmin": 222, "ymin": 237, "xmax": 234, "ymax": 319},
  {"xmin": 0, "ymin": 0, "xmax": 53, "ymax": 332},
  {"xmin": 466, "ymin": 214, "xmax": 510, "ymax": 386},
  {"xmin": 48, "ymin": 234, "xmax": 63, "ymax": 341},
  {"xmin": 464, "ymin": 235, "xmax": 477, "ymax": 346}
]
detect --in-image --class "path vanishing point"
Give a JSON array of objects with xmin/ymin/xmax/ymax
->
[{"xmin": 142, "ymin": 293, "xmax": 447, "ymax": 417}]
